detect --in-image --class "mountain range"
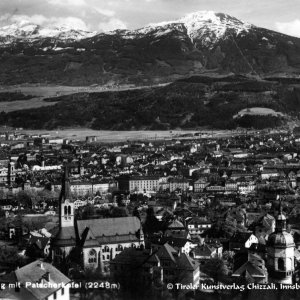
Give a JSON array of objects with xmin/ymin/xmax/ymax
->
[
  {"xmin": 0, "ymin": 11, "xmax": 300, "ymax": 85},
  {"xmin": 0, "ymin": 11, "xmax": 300, "ymax": 131}
]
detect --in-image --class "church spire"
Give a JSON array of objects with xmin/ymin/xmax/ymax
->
[
  {"xmin": 58, "ymin": 164, "xmax": 73, "ymax": 228},
  {"xmin": 59, "ymin": 164, "xmax": 71, "ymax": 204},
  {"xmin": 275, "ymin": 196, "xmax": 286, "ymax": 233}
]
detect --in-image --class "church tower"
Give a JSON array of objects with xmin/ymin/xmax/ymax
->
[
  {"xmin": 7, "ymin": 157, "xmax": 15, "ymax": 186},
  {"xmin": 266, "ymin": 201, "xmax": 295, "ymax": 284},
  {"xmin": 78, "ymin": 155, "xmax": 84, "ymax": 176},
  {"xmin": 59, "ymin": 165, "xmax": 74, "ymax": 228},
  {"xmin": 52, "ymin": 165, "xmax": 76, "ymax": 264}
]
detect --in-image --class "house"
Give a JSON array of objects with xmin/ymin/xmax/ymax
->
[
  {"xmin": 150, "ymin": 243, "xmax": 200, "ymax": 286},
  {"xmin": 249, "ymin": 214, "xmax": 275, "ymax": 243},
  {"xmin": 191, "ymin": 243, "xmax": 222, "ymax": 264},
  {"xmin": 27, "ymin": 232, "xmax": 51, "ymax": 258},
  {"xmin": 150, "ymin": 235, "xmax": 193, "ymax": 255},
  {"xmin": 165, "ymin": 219, "xmax": 188, "ymax": 239},
  {"xmin": 232, "ymin": 253, "xmax": 268, "ymax": 283},
  {"xmin": 110, "ymin": 247, "xmax": 162, "ymax": 285},
  {"xmin": 229, "ymin": 232, "xmax": 258, "ymax": 252},
  {"xmin": 168, "ymin": 178, "xmax": 190, "ymax": 192},
  {"xmin": 193, "ymin": 178, "xmax": 210, "ymax": 192},
  {"xmin": 261, "ymin": 169, "xmax": 279, "ymax": 180},
  {"xmin": 0, "ymin": 260, "xmax": 71, "ymax": 300},
  {"xmin": 225, "ymin": 180, "xmax": 238, "ymax": 191},
  {"xmin": 128, "ymin": 176, "xmax": 160, "ymax": 193},
  {"xmin": 187, "ymin": 217, "xmax": 212, "ymax": 237}
]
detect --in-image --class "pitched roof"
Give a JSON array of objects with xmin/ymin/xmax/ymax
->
[
  {"xmin": 52, "ymin": 226, "xmax": 76, "ymax": 247},
  {"xmin": 168, "ymin": 219, "xmax": 185, "ymax": 229},
  {"xmin": 28, "ymin": 235, "xmax": 50, "ymax": 250},
  {"xmin": 230, "ymin": 232, "xmax": 253, "ymax": 243},
  {"xmin": 156, "ymin": 243, "xmax": 177, "ymax": 263},
  {"xmin": 0, "ymin": 260, "xmax": 71, "ymax": 300},
  {"xmin": 77, "ymin": 216, "xmax": 142, "ymax": 246},
  {"xmin": 232, "ymin": 261, "xmax": 266, "ymax": 278},
  {"xmin": 193, "ymin": 244, "xmax": 215, "ymax": 257},
  {"xmin": 177, "ymin": 253, "xmax": 199, "ymax": 271}
]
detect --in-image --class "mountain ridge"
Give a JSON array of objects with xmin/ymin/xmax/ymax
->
[
  {"xmin": 0, "ymin": 10, "xmax": 299, "ymax": 86},
  {"xmin": 0, "ymin": 10, "xmax": 254, "ymax": 42}
]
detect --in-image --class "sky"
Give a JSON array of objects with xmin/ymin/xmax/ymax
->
[{"xmin": 0, "ymin": 0, "xmax": 300, "ymax": 37}]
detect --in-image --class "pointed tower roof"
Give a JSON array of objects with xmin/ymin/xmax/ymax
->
[
  {"xmin": 59, "ymin": 164, "xmax": 72, "ymax": 204},
  {"xmin": 267, "ymin": 196, "xmax": 294, "ymax": 248}
]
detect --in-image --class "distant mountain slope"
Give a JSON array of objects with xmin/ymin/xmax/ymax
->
[
  {"xmin": 0, "ymin": 11, "xmax": 300, "ymax": 85},
  {"xmin": 1, "ymin": 75, "xmax": 299, "ymax": 130}
]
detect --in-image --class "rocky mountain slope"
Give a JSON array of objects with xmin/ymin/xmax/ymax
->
[{"xmin": 0, "ymin": 11, "xmax": 300, "ymax": 85}]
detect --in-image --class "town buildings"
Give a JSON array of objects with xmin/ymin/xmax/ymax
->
[{"xmin": 0, "ymin": 130, "xmax": 300, "ymax": 298}]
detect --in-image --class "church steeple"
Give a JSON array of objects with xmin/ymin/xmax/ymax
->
[
  {"xmin": 275, "ymin": 198, "xmax": 286, "ymax": 233},
  {"xmin": 266, "ymin": 195, "xmax": 295, "ymax": 284},
  {"xmin": 59, "ymin": 164, "xmax": 74, "ymax": 228},
  {"xmin": 59, "ymin": 164, "xmax": 72, "ymax": 203},
  {"xmin": 7, "ymin": 156, "xmax": 15, "ymax": 186}
]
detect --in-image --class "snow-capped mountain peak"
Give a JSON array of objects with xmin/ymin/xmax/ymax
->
[
  {"xmin": 180, "ymin": 11, "xmax": 253, "ymax": 41},
  {"xmin": 133, "ymin": 10, "xmax": 254, "ymax": 47},
  {"xmin": 0, "ymin": 22, "xmax": 97, "ymax": 41}
]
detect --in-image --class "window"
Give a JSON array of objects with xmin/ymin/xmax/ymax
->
[
  {"xmin": 107, "ymin": 254, "xmax": 110, "ymax": 260},
  {"xmin": 64, "ymin": 206, "xmax": 67, "ymax": 215},
  {"xmin": 54, "ymin": 292, "xmax": 57, "ymax": 300},
  {"xmin": 278, "ymin": 258, "xmax": 285, "ymax": 271},
  {"xmin": 68, "ymin": 205, "xmax": 71, "ymax": 215},
  {"xmin": 88, "ymin": 249, "xmax": 97, "ymax": 263},
  {"xmin": 61, "ymin": 288, "xmax": 64, "ymax": 295}
]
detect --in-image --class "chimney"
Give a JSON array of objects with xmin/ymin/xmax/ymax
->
[{"xmin": 38, "ymin": 262, "xmax": 45, "ymax": 270}]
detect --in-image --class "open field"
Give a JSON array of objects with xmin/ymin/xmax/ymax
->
[
  {"xmin": 10, "ymin": 128, "xmax": 273, "ymax": 142},
  {"xmin": 234, "ymin": 107, "xmax": 284, "ymax": 118},
  {"xmin": 0, "ymin": 83, "xmax": 169, "ymax": 112},
  {"xmin": 19, "ymin": 129, "xmax": 200, "ymax": 142},
  {"xmin": 0, "ymin": 97, "xmax": 59, "ymax": 113}
]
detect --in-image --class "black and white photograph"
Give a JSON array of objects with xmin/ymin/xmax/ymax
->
[{"xmin": 0, "ymin": 0, "xmax": 300, "ymax": 299}]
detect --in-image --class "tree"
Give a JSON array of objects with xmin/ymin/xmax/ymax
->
[
  {"xmin": 82, "ymin": 204, "xmax": 96, "ymax": 219},
  {"xmin": 223, "ymin": 217, "xmax": 238, "ymax": 238},
  {"xmin": 223, "ymin": 250, "xmax": 235, "ymax": 263},
  {"xmin": 110, "ymin": 207, "xmax": 128, "ymax": 218},
  {"xmin": 223, "ymin": 250, "xmax": 235, "ymax": 270},
  {"xmin": 143, "ymin": 207, "xmax": 161, "ymax": 234},
  {"xmin": 132, "ymin": 206, "xmax": 141, "ymax": 220},
  {"xmin": 16, "ymin": 191, "xmax": 32, "ymax": 208},
  {"xmin": 202, "ymin": 258, "xmax": 229, "ymax": 284}
]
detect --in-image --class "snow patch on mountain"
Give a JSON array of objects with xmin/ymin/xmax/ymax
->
[
  {"xmin": 127, "ymin": 11, "xmax": 254, "ymax": 47},
  {"xmin": 0, "ymin": 10, "xmax": 255, "ymax": 49},
  {"xmin": 0, "ymin": 22, "xmax": 97, "ymax": 41}
]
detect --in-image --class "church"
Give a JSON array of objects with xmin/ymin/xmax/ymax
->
[
  {"xmin": 266, "ymin": 203, "xmax": 295, "ymax": 284},
  {"xmin": 233, "ymin": 200, "xmax": 298, "ymax": 285},
  {"xmin": 52, "ymin": 166, "xmax": 144, "ymax": 272}
]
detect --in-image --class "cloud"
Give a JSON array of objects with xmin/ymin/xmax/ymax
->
[
  {"xmin": 98, "ymin": 18, "xmax": 127, "ymax": 32},
  {"xmin": 93, "ymin": 7, "xmax": 116, "ymax": 17},
  {"xmin": 1, "ymin": 13, "xmax": 89, "ymax": 31},
  {"xmin": 47, "ymin": 0, "xmax": 86, "ymax": 6},
  {"xmin": 275, "ymin": 19, "xmax": 300, "ymax": 38},
  {"xmin": 51, "ymin": 16, "xmax": 89, "ymax": 30}
]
